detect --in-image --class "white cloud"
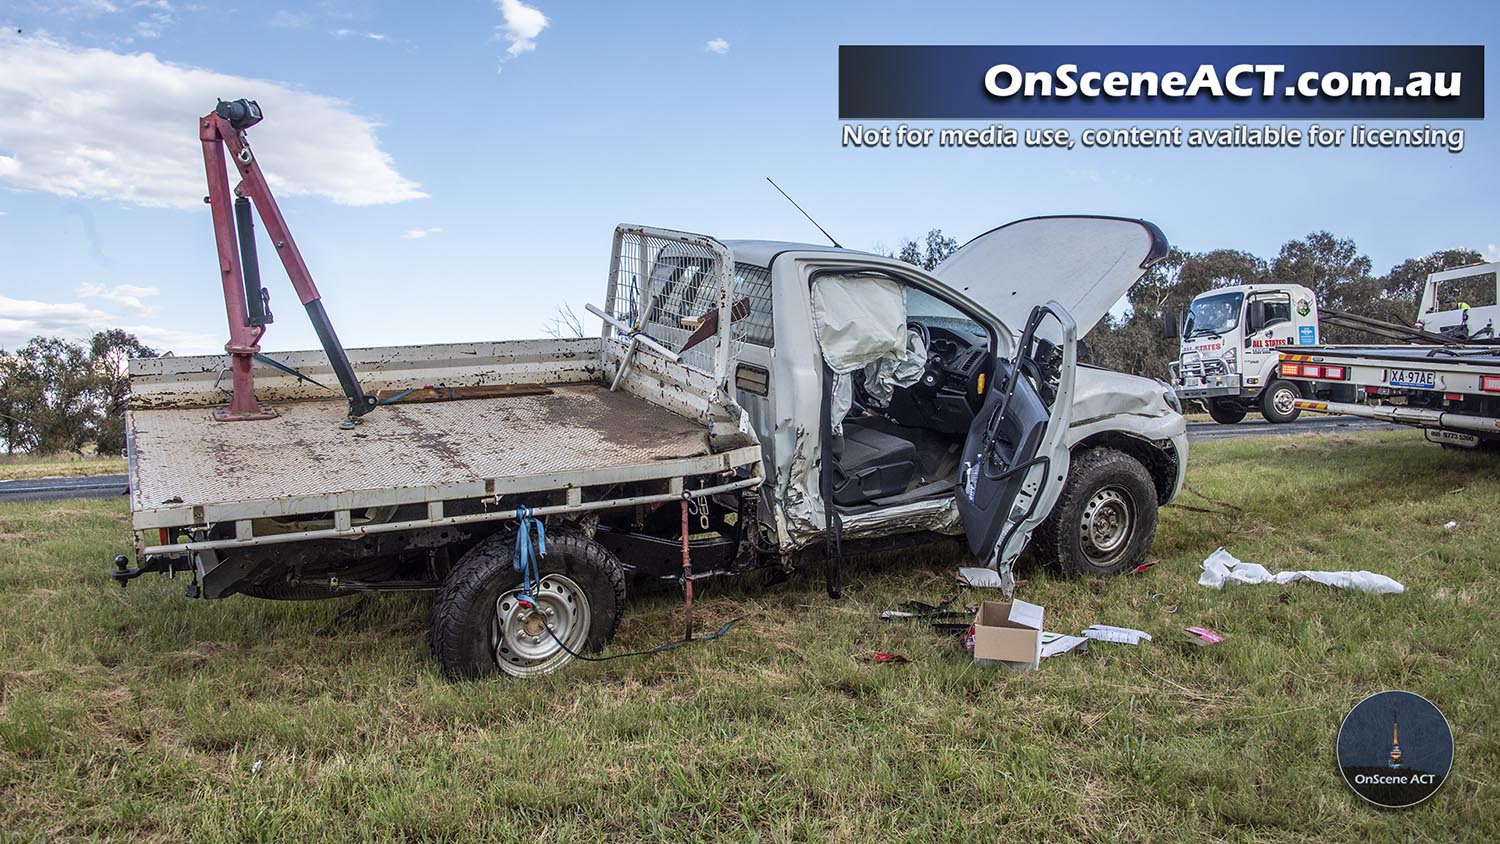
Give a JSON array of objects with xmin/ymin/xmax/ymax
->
[
  {"xmin": 496, "ymin": 0, "xmax": 547, "ymax": 59},
  {"xmin": 0, "ymin": 35, "xmax": 425, "ymax": 209},
  {"xmin": 1486, "ymin": 243, "xmax": 1499, "ymax": 262},
  {"xmin": 0, "ymin": 292, "xmax": 215, "ymax": 353},
  {"xmin": 705, "ymin": 37, "xmax": 729, "ymax": 55},
  {"xmin": 402, "ymin": 227, "xmax": 443, "ymax": 239},
  {"xmin": 77, "ymin": 282, "xmax": 159, "ymax": 316},
  {"xmin": 332, "ymin": 29, "xmax": 389, "ymax": 41}
]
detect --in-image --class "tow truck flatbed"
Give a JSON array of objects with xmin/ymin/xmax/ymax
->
[{"xmin": 1279, "ymin": 344, "xmax": 1500, "ymax": 446}]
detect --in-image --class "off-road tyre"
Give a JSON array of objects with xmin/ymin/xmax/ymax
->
[
  {"xmin": 431, "ymin": 530, "xmax": 625, "ymax": 680},
  {"xmin": 1032, "ymin": 448, "xmax": 1159, "ymax": 578},
  {"xmin": 1206, "ymin": 399, "xmax": 1247, "ymax": 425},
  {"xmin": 1260, "ymin": 379, "xmax": 1302, "ymax": 424}
]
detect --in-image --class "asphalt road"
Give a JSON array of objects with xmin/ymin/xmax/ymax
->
[
  {"xmin": 0, "ymin": 474, "xmax": 129, "ymax": 504},
  {"xmin": 1186, "ymin": 415, "xmax": 1397, "ymax": 442},
  {"xmin": 0, "ymin": 417, "xmax": 1399, "ymax": 503}
]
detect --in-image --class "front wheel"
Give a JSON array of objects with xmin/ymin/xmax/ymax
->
[
  {"xmin": 1032, "ymin": 448, "xmax": 1159, "ymax": 577},
  {"xmin": 431, "ymin": 531, "xmax": 625, "ymax": 680},
  {"xmin": 1206, "ymin": 399, "xmax": 1247, "ymax": 425},
  {"xmin": 1260, "ymin": 379, "xmax": 1302, "ymax": 424}
]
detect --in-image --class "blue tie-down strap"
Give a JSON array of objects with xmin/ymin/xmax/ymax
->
[{"xmin": 513, "ymin": 505, "xmax": 546, "ymax": 606}]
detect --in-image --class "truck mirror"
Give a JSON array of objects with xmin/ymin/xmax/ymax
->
[
  {"xmin": 1248, "ymin": 300, "xmax": 1267, "ymax": 333},
  {"xmin": 1162, "ymin": 309, "xmax": 1180, "ymax": 339}
]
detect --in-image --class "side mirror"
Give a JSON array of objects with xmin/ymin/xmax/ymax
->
[
  {"xmin": 1247, "ymin": 300, "xmax": 1267, "ymax": 333},
  {"xmin": 1162, "ymin": 309, "xmax": 1180, "ymax": 339}
]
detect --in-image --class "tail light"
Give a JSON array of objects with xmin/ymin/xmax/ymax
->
[
  {"xmin": 1279, "ymin": 361, "xmax": 1347, "ymax": 380},
  {"xmin": 1482, "ymin": 376, "xmax": 1500, "ymax": 393}
]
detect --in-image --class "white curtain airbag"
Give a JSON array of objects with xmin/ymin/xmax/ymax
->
[{"xmin": 811, "ymin": 274, "xmax": 907, "ymax": 373}]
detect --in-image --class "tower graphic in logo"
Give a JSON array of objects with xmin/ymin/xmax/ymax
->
[{"xmin": 1338, "ymin": 690, "xmax": 1452, "ymax": 808}]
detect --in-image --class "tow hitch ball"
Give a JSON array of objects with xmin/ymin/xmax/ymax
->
[{"xmin": 112, "ymin": 553, "xmax": 199, "ymax": 597}]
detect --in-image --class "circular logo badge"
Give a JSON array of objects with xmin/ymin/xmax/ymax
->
[{"xmin": 1337, "ymin": 690, "xmax": 1453, "ymax": 808}]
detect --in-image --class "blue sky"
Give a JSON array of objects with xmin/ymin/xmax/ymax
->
[{"xmin": 0, "ymin": 1, "xmax": 1495, "ymax": 354}]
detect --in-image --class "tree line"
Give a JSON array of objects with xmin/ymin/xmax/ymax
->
[
  {"xmin": 0, "ymin": 330, "xmax": 157, "ymax": 455},
  {"xmin": 891, "ymin": 228, "xmax": 1483, "ymax": 379}
]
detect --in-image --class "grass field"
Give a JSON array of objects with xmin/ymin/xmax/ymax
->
[
  {"xmin": 0, "ymin": 453, "xmax": 126, "ymax": 482},
  {"xmin": 0, "ymin": 430, "xmax": 1496, "ymax": 842}
]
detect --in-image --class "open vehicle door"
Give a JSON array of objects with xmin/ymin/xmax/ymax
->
[{"xmin": 956, "ymin": 302, "xmax": 1078, "ymax": 592}]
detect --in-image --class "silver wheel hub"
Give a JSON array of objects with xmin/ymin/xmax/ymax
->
[
  {"xmin": 1272, "ymin": 388, "xmax": 1297, "ymax": 415},
  {"xmin": 491, "ymin": 574, "xmax": 591, "ymax": 677},
  {"xmin": 1080, "ymin": 487, "xmax": 1133, "ymax": 564}
]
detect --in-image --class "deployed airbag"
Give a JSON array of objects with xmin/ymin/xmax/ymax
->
[
  {"xmin": 811, "ymin": 273, "xmax": 907, "ymax": 373},
  {"xmin": 812, "ymin": 273, "xmax": 911, "ymax": 435}
]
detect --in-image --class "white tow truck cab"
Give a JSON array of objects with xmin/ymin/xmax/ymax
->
[
  {"xmin": 1167, "ymin": 283, "xmax": 1322, "ymax": 424},
  {"xmin": 120, "ymin": 216, "xmax": 1188, "ymax": 679}
]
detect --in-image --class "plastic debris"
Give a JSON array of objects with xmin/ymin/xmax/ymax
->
[
  {"xmin": 860, "ymin": 651, "xmax": 909, "ymax": 664},
  {"xmin": 1128, "ymin": 561, "xmax": 1156, "ymax": 575},
  {"xmin": 1444, "ymin": 520, "xmax": 1459, "ymax": 530},
  {"xmin": 1184, "ymin": 626, "xmax": 1225, "ymax": 646},
  {"xmin": 1197, "ymin": 548, "xmax": 1404, "ymax": 595},
  {"xmin": 1082, "ymin": 624, "xmax": 1153, "ymax": 645},
  {"xmin": 251, "ymin": 759, "xmax": 265, "ymax": 775}
]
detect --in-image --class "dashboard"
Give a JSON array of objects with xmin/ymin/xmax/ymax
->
[{"xmin": 871, "ymin": 317, "xmax": 993, "ymax": 435}]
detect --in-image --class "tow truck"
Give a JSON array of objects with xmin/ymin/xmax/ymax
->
[
  {"xmin": 1280, "ymin": 261, "xmax": 1500, "ymax": 450},
  {"xmin": 113, "ymin": 100, "xmax": 1187, "ymax": 678},
  {"xmin": 1166, "ymin": 282, "xmax": 1322, "ymax": 424}
]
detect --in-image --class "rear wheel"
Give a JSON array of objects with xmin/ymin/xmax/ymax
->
[
  {"xmin": 431, "ymin": 531, "xmax": 625, "ymax": 680},
  {"xmin": 1032, "ymin": 448, "xmax": 1159, "ymax": 577},
  {"xmin": 1260, "ymin": 379, "xmax": 1302, "ymax": 424},
  {"xmin": 1206, "ymin": 399, "xmax": 1247, "ymax": 425}
]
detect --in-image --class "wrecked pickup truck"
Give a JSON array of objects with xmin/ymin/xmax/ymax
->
[{"xmin": 119, "ymin": 216, "xmax": 1186, "ymax": 678}]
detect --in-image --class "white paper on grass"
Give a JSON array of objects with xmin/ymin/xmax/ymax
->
[
  {"xmin": 1040, "ymin": 632, "xmax": 1089, "ymax": 658},
  {"xmin": 1197, "ymin": 548, "xmax": 1404, "ymax": 594},
  {"xmin": 1082, "ymin": 625, "xmax": 1153, "ymax": 645}
]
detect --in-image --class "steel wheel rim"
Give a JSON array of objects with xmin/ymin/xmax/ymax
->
[
  {"xmin": 1080, "ymin": 486, "xmax": 1133, "ymax": 566},
  {"xmin": 492, "ymin": 574, "xmax": 591, "ymax": 677},
  {"xmin": 1272, "ymin": 387, "xmax": 1297, "ymax": 416}
]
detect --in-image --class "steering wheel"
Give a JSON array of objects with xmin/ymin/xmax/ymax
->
[{"xmin": 907, "ymin": 321, "xmax": 945, "ymax": 391}]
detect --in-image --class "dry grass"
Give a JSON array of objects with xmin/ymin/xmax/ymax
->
[
  {"xmin": 0, "ymin": 453, "xmax": 126, "ymax": 482},
  {"xmin": 0, "ymin": 430, "xmax": 1496, "ymax": 842}
]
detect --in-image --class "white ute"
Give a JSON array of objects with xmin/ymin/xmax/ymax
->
[{"xmin": 118, "ymin": 216, "xmax": 1187, "ymax": 678}]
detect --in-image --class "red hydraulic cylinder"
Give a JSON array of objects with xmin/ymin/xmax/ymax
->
[{"xmin": 200, "ymin": 113, "xmax": 275, "ymax": 421}]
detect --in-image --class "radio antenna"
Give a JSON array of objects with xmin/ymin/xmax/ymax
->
[{"xmin": 766, "ymin": 177, "xmax": 842, "ymax": 248}]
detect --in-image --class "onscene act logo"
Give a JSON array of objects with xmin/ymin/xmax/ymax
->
[{"xmin": 1336, "ymin": 690, "xmax": 1454, "ymax": 808}]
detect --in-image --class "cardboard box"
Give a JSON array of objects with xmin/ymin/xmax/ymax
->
[{"xmin": 971, "ymin": 599, "xmax": 1044, "ymax": 669}]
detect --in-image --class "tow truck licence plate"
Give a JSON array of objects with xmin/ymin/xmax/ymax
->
[{"xmin": 1384, "ymin": 368, "xmax": 1436, "ymax": 389}]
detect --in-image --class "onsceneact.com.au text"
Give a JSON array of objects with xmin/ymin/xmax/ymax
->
[{"xmin": 983, "ymin": 63, "xmax": 1464, "ymax": 100}]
